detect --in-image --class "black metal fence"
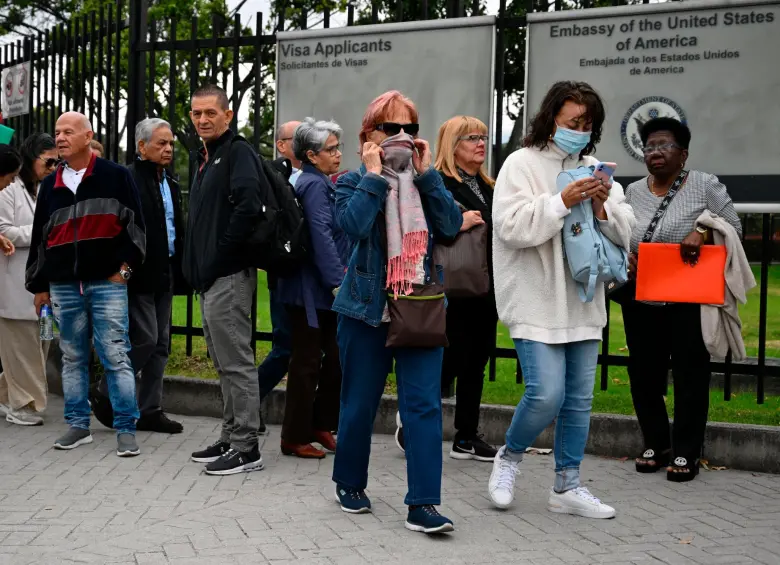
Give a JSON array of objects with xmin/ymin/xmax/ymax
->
[{"xmin": 1, "ymin": 0, "xmax": 777, "ymax": 404}]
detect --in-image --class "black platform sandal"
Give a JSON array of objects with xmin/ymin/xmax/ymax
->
[
  {"xmin": 635, "ymin": 448, "xmax": 671, "ymax": 473},
  {"xmin": 666, "ymin": 456, "xmax": 700, "ymax": 482}
]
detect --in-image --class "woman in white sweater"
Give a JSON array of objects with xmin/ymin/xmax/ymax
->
[
  {"xmin": 0, "ymin": 133, "xmax": 58, "ymax": 426},
  {"xmin": 488, "ymin": 81, "xmax": 635, "ymax": 518}
]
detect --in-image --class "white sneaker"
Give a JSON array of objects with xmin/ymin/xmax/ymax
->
[
  {"xmin": 488, "ymin": 447, "xmax": 520, "ymax": 509},
  {"xmin": 548, "ymin": 487, "xmax": 616, "ymax": 519},
  {"xmin": 6, "ymin": 407, "xmax": 44, "ymax": 426},
  {"xmin": 0, "ymin": 403, "xmax": 9, "ymax": 417}
]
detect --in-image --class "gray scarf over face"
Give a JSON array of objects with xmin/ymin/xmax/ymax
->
[{"xmin": 380, "ymin": 133, "xmax": 428, "ymax": 297}]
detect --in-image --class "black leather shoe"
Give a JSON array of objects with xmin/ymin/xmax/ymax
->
[{"xmin": 136, "ymin": 411, "xmax": 183, "ymax": 434}]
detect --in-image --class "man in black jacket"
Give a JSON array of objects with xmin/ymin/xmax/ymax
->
[
  {"xmin": 92, "ymin": 118, "xmax": 185, "ymax": 434},
  {"xmin": 184, "ymin": 85, "xmax": 265, "ymax": 476},
  {"xmin": 26, "ymin": 111, "xmax": 145, "ymax": 457}
]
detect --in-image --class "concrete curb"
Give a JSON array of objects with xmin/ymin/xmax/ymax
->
[{"xmin": 48, "ymin": 372, "xmax": 780, "ymax": 474}]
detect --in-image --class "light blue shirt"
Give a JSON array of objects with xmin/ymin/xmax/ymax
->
[
  {"xmin": 160, "ymin": 173, "xmax": 176, "ymax": 257},
  {"xmin": 289, "ymin": 167, "xmax": 302, "ymax": 187}
]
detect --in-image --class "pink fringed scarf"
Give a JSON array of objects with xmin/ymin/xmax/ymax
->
[{"xmin": 381, "ymin": 134, "xmax": 428, "ymax": 297}]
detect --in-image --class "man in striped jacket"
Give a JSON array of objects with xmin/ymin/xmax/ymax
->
[{"xmin": 26, "ymin": 111, "xmax": 146, "ymax": 457}]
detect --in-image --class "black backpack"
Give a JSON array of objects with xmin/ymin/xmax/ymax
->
[{"xmin": 226, "ymin": 136, "xmax": 309, "ymax": 277}]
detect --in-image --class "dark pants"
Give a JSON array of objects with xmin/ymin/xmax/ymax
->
[
  {"xmin": 98, "ymin": 287, "xmax": 172, "ymax": 416},
  {"xmin": 282, "ymin": 306, "xmax": 341, "ymax": 444},
  {"xmin": 622, "ymin": 300, "xmax": 712, "ymax": 460},
  {"xmin": 332, "ymin": 314, "xmax": 443, "ymax": 506},
  {"xmin": 257, "ymin": 289, "xmax": 292, "ymax": 399},
  {"xmin": 441, "ymin": 296, "xmax": 497, "ymax": 439}
]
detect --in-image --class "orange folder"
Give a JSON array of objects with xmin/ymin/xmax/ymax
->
[{"xmin": 635, "ymin": 243, "xmax": 727, "ymax": 305}]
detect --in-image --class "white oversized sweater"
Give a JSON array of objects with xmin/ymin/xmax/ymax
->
[{"xmin": 492, "ymin": 143, "xmax": 636, "ymax": 344}]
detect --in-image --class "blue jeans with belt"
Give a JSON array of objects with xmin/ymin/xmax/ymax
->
[
  {"xmin": 503, "ymin": 339, "xmax": 599, "ymax": 493},
  {"xmin": 50, "ymin": 280, "xmax": 139, "ymax": 435},
  {"xmin": 332, "ymin": 314, "xmax": 443, "ymax": 506}
]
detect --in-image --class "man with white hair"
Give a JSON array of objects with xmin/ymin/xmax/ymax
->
[
  {"xmin": 26, "ymin": 111, "xmax": 145, "ymax": 456},
  {"xmin": 91, "ymin": 118, "xmax": 185, "ymax": 434}
]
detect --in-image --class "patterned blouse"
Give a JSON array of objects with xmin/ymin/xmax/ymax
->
[
  {"xmin": 457, "ymin": 168, "xmax": 486, "ymax": 205},
  {"xmin": 624, "ymin": 170, "xmax": 742, "ymax": 254}
]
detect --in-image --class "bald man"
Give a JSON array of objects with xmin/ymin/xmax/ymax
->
[
  {"xmin": 276, "ymin": 121, "xmax": 302, "ymax": 186},
  {"xmin": 25, "ymin": 111, "xmax": 145, "ymax": 457}
]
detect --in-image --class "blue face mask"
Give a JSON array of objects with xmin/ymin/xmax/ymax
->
[{"xmin": 553, "ymin": 124, "xmax": 591, "ymax": 155}]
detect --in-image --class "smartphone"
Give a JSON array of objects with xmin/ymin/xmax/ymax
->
[{"xmin": 593, "ymin": 162, "xmax": 617, "ymax": 182}]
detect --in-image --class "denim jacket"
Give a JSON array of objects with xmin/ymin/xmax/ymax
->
[{"xmin": 332, "ymin": 165, "xmax": 463, "ymax": 327}]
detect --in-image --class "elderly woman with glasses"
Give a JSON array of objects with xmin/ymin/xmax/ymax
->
[
  {"xmin": 622, "ymin": 117, "xmax": 742, "ymax": 482},
  {"xmin": 330, "ymin": 90, "xmax": 463, "ymax": 535},
  {"xmin": 277, "ymin": 117, "xmax": 349, "ymax": 459},
  {"xmin": 0, "ymin": 133, "xmax": 58, "ymax": 426}
]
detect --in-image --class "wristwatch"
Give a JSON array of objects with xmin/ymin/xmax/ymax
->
[
  {"xmin": 695, "ymin": 225, "xmax": 708, "ymax": 235},
  {"xmin": 119, "ymin": 265, "xmax": 133, "ymax": 281}
]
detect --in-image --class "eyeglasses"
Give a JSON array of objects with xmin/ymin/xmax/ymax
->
[
  {"xmin": 642, "ymin": 143, "xmax": 681, "ymax": 155},
  {"xmin": 458, "ymin": 135, "xmax": 489, "ymax": 144},
  {"xmin": 375, "ymin": 122, "xmax": 420, "ymax": 137},
  {"xmin": 39, "ymin": 157, "xmax": 61, "ymax": 168},
  {"xmin": 321, "ymin": 143, "xmax": 343, "ymax": 157}
]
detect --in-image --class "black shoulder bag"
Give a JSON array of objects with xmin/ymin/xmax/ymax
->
[{"xmin": 608, "ymin": 170, "xmax": 688, "ymax": 305}]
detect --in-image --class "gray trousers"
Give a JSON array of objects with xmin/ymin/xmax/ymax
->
[
  {"xmin": 99, "ymin": 288, "xmax": 173, "ymax": 416},
  {"xmin": 200, "ymin": 269, "xmax": 260, "ymax": 452}
]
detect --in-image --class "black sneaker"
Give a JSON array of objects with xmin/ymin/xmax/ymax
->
[
  {"xmin": 137, "ymin": 412, "xmax": 183, "ymax": 434},
  {"xmin": 191, "ymin": 440, "xmax": 231, "ymax": 463},
  {"xmin": 334, "ymin": 484, "xmax": 372, "ymax": 514},
  {"xmin": 450, "ymin": 434, "xmax": 498, "ymax": 462},
  {"xmin": 405, "ymin": 505, "xmax": 454, "ymax": 534},
  {"xmin": 204, "ymin": 447, "xmax": 264, "ymax": 476}
]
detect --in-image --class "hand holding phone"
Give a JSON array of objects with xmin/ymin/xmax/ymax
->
[{"xmin": 593, "ymin": 161, "xmax": 617, "ymax": 183}]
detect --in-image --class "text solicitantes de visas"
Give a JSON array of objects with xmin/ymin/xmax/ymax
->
[
  {"xmin": 279, "ymin": 39, "xmax": 392, "ymax": 70},
  {"xmin": 548, "ymin": 9, "xmax": 776, "ymax": 75}
]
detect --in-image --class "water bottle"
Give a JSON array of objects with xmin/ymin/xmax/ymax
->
[{"xmin": 39, "ymin": 304, "xmax": 54, "ymax": 341}]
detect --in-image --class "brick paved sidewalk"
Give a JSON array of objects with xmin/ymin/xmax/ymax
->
[{"xmin": 1, "ymin": 398, "xmax": 779, "ymax": 565}]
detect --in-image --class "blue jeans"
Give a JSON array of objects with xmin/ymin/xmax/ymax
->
[
  {"xmin": 332, "ymin": 315, "xmax": 443, "ymax": 506},
  {"xmin": 504, "ymin": 339, "xmax": 599, "ymax": 493},
  {"xmin": 51, "ymin": 281, "xmax": 139, "ymax": 435},
  {"xmin": 257, "ymin": 289, "xmax": 291, "ymax": 398}
]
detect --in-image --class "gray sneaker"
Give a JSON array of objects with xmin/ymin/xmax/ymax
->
[
  {"xmin": 117, "ymin": 433, "xmax": 140, "ymax": 457},
  {"xmin": 0, "ymin": 402, "xmax": 9, "ymax": 417},
  {"xmin": 54, "ymin": 427, "xmax": 93, "ymax": 450},
  {"xmin": 6, "ymin": 407, "xmax": 44, "ymax": 426}
]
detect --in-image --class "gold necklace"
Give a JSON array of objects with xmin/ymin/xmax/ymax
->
[{"xmin": 649, "ymin": 176, "xmax": 668, "ymax": 197}]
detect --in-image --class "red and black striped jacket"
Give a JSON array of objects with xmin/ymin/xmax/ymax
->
[{"xmin": 25, "ymin": 154, "xmax": 146, "ymax": 294}]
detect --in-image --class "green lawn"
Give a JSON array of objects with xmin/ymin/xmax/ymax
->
[{"xmin": 167, "ymin": 266, "xmax": 780, "ymax": 426}]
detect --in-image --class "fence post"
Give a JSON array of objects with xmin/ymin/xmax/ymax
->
[{"xmin": 127, "ymin": 0, "xmax": 148, "ymax": 162}]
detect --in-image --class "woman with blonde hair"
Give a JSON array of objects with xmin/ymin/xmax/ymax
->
[{"xmin": 404, "ymin": 116, "xmax": 497, "ymax": 461}]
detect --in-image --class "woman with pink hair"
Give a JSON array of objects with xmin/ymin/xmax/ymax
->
[{"xmin": 330, "ymin": 91, "xmax": 463, "ymax": 534}]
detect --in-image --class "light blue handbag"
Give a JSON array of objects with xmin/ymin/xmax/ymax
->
[{"xmin": 556, "ymin": 166, "xmax": 629, "ymax": 302}]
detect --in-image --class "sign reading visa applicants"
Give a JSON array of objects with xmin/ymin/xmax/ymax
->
[
  {"xmin": 1, "ymin": 61, "xmax": 30, "ymax": 119},
  {"xmin": 276, "ymin": 17, "xmax": 496, "ymax": 172},
  {"xmin": 525, "ymin": 0, "xmax": 780, "ymax": 204}
]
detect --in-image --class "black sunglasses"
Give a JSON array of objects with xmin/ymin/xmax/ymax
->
[
  {"xmin": 40, "ymin": 157, "xmax": 61, "ymax": 168},
  {"xmin": 375, "ymin": 122, "xmax": 419, "ymax": 137}
]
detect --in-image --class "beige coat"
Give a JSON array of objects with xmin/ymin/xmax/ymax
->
[
  {"xmin": 0, "ymin": 177, "xmax": 38, "ymax": 321},
  {"xmin": 697, "ymin": 210, "xmax": 757, "ymax": 361}
]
